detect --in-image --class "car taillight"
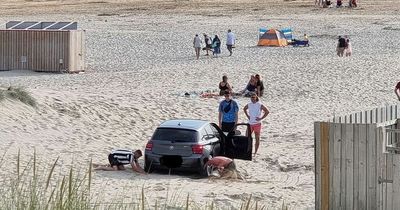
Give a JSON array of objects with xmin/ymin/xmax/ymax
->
[
  {"xmin": 145, "ymin": 141, "xmax": 153, "ymax": 151},
  {"xmin": 192, "ymin": 145, "xmax": 203, "ymax": 154}
]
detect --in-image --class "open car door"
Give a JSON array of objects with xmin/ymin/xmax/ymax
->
[{"xmin": 224, "ymin": 123, "xmax": 252, "ymax": 161}]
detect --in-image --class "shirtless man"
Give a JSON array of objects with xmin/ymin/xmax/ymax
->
[
  {"xmin": 395, "ymin": 82, "xmax": 400, "ymax": 101},
  {"xmin": 204, "ymin": 156, "xmax": 241, "ymax": 179}
]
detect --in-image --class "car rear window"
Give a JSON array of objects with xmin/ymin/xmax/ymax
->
[{"xmin": 152, "ymin": 128, "xmax": 197, "ymax": 142}]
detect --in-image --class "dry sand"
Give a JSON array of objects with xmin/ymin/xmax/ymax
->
[{"xmin": 0, "ymin": 0, "xmax": 400, "ymax": 209}]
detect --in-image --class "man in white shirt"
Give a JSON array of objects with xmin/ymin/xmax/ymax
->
[
  {"xmin": 226, "ymin": 29, "xmax": 235, "ymax": 56},
  {"xmin": 193, "ymin": 34, "xmax": 202, "ymax": 60},
  {"xmin": 243, "ymin": 93, "xmax": 269, "ymax": 155}
]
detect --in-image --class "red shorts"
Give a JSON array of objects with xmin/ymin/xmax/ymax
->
[{"xmin": 250, "ymin": 123, "xmax": 262, "ymax": 135}]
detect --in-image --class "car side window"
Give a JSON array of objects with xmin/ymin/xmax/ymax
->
[
  {"xmin": 204, "ymin": 125, "xmax": 216, "ymax": 139},
  {"xmin": 200, "ymin": 128, "xmax": 208, "ymax": 140}
]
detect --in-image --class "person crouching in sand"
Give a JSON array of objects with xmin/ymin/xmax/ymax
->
[
  {"xmin": 93, "ymin": 149, "xmax": 146, "ymax": 174},
  {"xmin": 205, "ymin": 156, "xmax": 243, "ymax": 179}
]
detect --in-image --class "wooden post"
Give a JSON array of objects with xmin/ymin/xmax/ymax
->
[
  {"xmin": 392, "ymin": 155, "xmax": 400, "ymax": 209},
  {"xmin": 321, "ymin": 122, "xmax": 330, "ymax": 210}
]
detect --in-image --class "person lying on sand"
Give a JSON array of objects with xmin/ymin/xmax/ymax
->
[
  {"xmin": 205, "ymin": 156, "xmax": 243, "ymax": 180},
  {"xmin": 93, "ymin": 149, "xmax": 146, "ymax": 174}
]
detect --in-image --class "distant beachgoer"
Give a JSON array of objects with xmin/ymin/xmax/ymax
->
[
  {"xmin": 345, "ymin": 39, "xmax": 352, "ymax": 57},
  {"xmin": 337, "ymin": 36, "xmax": 346, "ymax": 57},
  {"xmin": 93, "ymin": 149, "xmax": 146, "ymax": 174},
  {"xmin": 337, "ymin": 0, "xmax": 342, "ymax": 7},
  {"xmin": 242, "ymin": 75, "xmax": 257, "ymax": 97},
  {"xmin": 226, "ymin": 29, "xmax": 236, "ymax": 56},
  {"xmin": 203, "ymin": 34, "xmax": 212, "ymax": 56},
  {"xmin": 212, "ymin": 35, "xmax": 221, "ymax": 57},
  {"xmin": 243, "ymin": 93, "xmax": 269, "ymax": 155},
  {"xmin": 218, "ymin": 90, "xmax": 239, "ymax": 132},
  {"xmin": 349, "ymin": 0, "xmax": 357, "ymax": 7},
  {"xmin": 219, "ymin": 75, "xmax": 233, "ymax": 96},
  {"xmin": 304, "ymin": 34, "xmax": 309, "ymax": 41},
  {"xmin": 255, "ymin": 74, "xmax": 265, "ymax": 97},
  {"xmin": 395, "ymin": 82, "xmax": 400, "ymax": 101},
  {"xmin": 205, "ymin": 156, "xmax": 242, "ymax": 179},
  {"xmin": 193, "ymin": 34, "xmax": 202, "ymax": 60}
]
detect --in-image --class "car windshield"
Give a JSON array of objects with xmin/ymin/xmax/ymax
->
[{"xmin": 152, "ymin": 128, "xmax": 197, "ymax": 142}]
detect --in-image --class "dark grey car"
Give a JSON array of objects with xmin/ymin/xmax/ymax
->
[{"xmin": 144, "ymin": 119, "xmax": 252, "ymax": 176}]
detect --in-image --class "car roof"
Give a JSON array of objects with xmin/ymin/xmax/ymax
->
[{"xmin": 158, "ymin": 119, "xmax": 210, "ymax": 131}]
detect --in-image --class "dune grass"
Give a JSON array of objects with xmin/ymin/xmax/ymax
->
[
  {"xmin": 0, "ymin": 151, "xmax": 290, "ymax": 210},
  {"xmin": 0, "ymin": 86, "xmax": 37, "ymax": 107}
]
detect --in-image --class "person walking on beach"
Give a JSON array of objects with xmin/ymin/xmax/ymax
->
[
  {"xmin": 193, "ymin": 34, "xmax": 202, "ymax": 60},
  {"xmin": 212, "ymin": 35, "xmax": 221, "ymax": 57},
  {"xmin": 345, "ymin": 38, "xmax": 352, "ymax": 57},
  {"xmin": 203, "ymin": 34, "xmax": 212, "ymax": 56},
  {"xmin": 337, "ymin": 36, "xmax": 346, "ymax": 57},
  {"xmin": 226, "ymin": 29, "xmax": 236, "ymax": 56},
  {"xmin": 395, "ymin": 81, "xmax": 400, "ymax": 101},
  {"xmin": 205, "ymin": 156, "xmax": 242, "ymax": 179},
  {"xmin": 218, "ymin": 90, "xmax": 239, "ymax": 132},
  {"xmin": 93, "ymin": 149, "xmax": 146, "ymax": 174},
  {"xmin": 243, "ymin": 93, "xmax": 270, "ymax": 155}
]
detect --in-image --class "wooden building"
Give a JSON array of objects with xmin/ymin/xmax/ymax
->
[{"xmin": 0, "ymin": 21, "xmax": 85, "ymax": 73}]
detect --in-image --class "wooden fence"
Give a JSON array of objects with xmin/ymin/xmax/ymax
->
[
  {"xmin": 331, "ymin": 104, "xmax": 400, "ymax": 124},
  {"xmin": 315, "ymin": 105, "xmax": 400, "ymax": 210}
]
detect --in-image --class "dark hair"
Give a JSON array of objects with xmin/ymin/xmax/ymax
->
[
  {"xmin": 222, "ymin": 75, "xmax": 228, "ymax": 81},
  {"xmin": 224, "ymin": 90, "xmax": 231, "ymax": 95},
  {"xmin": 134, "ymin": 150, "xmax": 143, "ymax": 156}
]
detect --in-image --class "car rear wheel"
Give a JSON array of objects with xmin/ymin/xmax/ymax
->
[
  {"xmin": 199, "ymin": 155, "xmax": 213, "ymax": 177},
  {"xmin": 144, "ymin": 160, "xmax": 154, "ymax": 173}
]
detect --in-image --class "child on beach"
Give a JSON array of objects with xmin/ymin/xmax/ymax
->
[
  {"xmin": 219, "ymin": 75, "xmax": 233, "ymax": 96},
  {"xmin": 345, "ymin": 38, "xmax": 352, "ymax": 57}
]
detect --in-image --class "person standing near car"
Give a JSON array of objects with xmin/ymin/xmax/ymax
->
[
  {"xmin": 93, "ymin": 149, "xmax": 146, "ymax": 174},
  {"xmin": 243, "ymin": 92, "xmax": 270, "ymax": 155},
  {"xmin": 226, "ymin": 29, "xmax": 235, "ymax": 56},
  {"xmin": 218, "ymin": 90, "xmax": 239, "ymax": 132}
]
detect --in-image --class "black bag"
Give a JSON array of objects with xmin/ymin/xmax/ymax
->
[{"xmin": 223, "ymin": 101, "xmax": 232, "ymax": 113}]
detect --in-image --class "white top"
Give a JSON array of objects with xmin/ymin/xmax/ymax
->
[
  {"xmin": 193, "ymin": 36, "xmax": 202, "ymax": 48},
  {"xmin": 226, "ymin": 32, "xmax": 235, "ymax": 45},
  {"xmin": 247, "ymin": 101, "xmax": 262, "ymax": 125}
]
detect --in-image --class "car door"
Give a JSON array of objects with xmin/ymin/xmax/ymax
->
[
  {"xmin": 223, "ymin": 123, "xmax": 253, "ymax": 161},
  {"xmin": 210, "ymin": 123, "xmax": 252, "ymax": 161},
  {"xmin": 204, "ymin": 124, "xmax": 221, "ymax": 156}
]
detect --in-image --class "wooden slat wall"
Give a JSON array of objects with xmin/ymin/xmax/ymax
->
[
  {"xmin": 333, "ymin": 105, "xmax": 400, "ymax": 124},
  {"xmin": 0, "ymin": 30, "xmax": 84, "ymax": 73},
  {"xmin": 315, "ymin": 122, "xmax": 389, "ymax": 210}
]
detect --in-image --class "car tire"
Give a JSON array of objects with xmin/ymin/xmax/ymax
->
[
  {"xmin": 199, "ymin": 155, "xmax": 213, "ymax": 177},
  {"xmin": 144, "ymin": 160, "xmax": 154, "ymax": 173}
]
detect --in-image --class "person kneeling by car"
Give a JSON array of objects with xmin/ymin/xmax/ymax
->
[
  {"xmin": 205, "ymin": 156, "xmax": 243, "ymax": 179},
  {"xmin": 93, "ymin": 149, "xmax": 146, "ymax": 174}
]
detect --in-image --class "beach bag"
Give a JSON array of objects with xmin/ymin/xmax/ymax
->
[{"xmin": 223, "ymin": 101, "xmax": 232, "ymax": 113}]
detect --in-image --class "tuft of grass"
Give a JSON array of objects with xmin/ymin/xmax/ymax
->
[{"xmin": 0, "ymin": 86, "xmax": 37, "ymax": 107}]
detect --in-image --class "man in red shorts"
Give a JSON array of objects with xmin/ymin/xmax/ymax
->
[{"xmin": 243, "ymin": 93, "xmax": 269, "ymax": 155}]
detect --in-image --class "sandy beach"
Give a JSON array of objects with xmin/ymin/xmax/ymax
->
[{"xmin": 0, "ymin": 0, "xmax": 399, "ymax": 209}]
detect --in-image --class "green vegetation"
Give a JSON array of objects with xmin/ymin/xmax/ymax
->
[
  {"xmin": 0, "ymin": 86, "xmax": 37, "ymax": 107},
  {"xmin": 0, "ymin": 151, "xmax": 290, "ymax": 210}
]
